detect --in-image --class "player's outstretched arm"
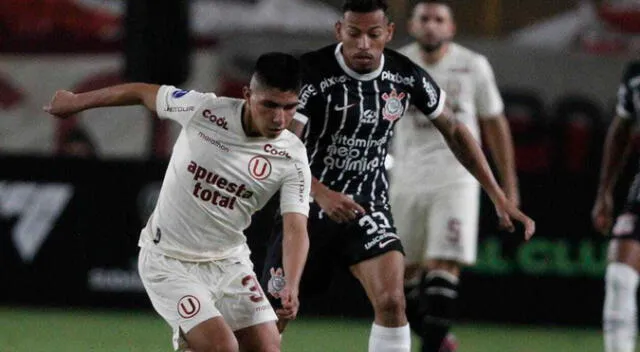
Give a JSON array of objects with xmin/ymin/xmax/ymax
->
[
  {"xmin": 592, "ymin": 116, "xmax": 635, "ymax": 234},
  {"xmin": 276, "ymin": 212, "xmax": 310, "ymax": 323},
  {"xmin": 431, "ymin": 113, "xmax": 535, "ymax": 240},
  {"xmin": 480, "ymin": 116, "xmax": 520, "ymax": 207},
  {"xmin": 43, "ymin": 83, "xmax": 160, "ymax": 119}
]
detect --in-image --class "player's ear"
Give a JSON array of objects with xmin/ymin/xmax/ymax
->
[
  {"xmin": 386, "ymin": 22, "xmax": 395, "ymax": 43},
  {"xmin": 335, "ymin": 20, "xmax": 343, "ymax": 41},
  {"xmin": 242, "ymin": 86, "xmax": 251, "ymax": 102}
]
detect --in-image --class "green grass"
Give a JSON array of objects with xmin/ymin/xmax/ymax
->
[{"xmin": 0, "ymin": 307, "xmax": 603, "ymax": 352}]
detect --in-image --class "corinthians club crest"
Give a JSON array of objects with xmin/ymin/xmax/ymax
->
[{"xmin": 381, "ymin": 88, "xmax": 406, "ymax": 122}]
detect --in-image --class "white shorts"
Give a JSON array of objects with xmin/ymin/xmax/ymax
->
[
  {"xmin": 138, "ymin": 248, "xmax": 277, "ymax": 350},
  {"xmin": 391, "ymin": 182, "xmax": 480, "ymax": 265}
]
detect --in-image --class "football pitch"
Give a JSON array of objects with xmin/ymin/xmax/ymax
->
[{"xmin": 0, "ymin": 306, "xmax": 603, "ymax": 352}]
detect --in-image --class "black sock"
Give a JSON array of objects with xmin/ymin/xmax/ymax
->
[
  {"xmin": 405, "ymin": 277, "xmax": 423, "ymax": 335},
  {"xmin": 418, "ymin": 270, "xmax": 459, "ymax": 352}
]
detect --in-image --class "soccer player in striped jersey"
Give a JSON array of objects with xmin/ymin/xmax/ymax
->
[
  {"xmin": 261, "ymin": 1, "xmax": 534, "ymax": 351},
  {"xmin": 593, "ymin": 60, "xmax": 640, "ymax": 352}
]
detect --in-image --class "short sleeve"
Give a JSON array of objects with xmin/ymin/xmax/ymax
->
[
  {"xmin": 279, "ymin": 160, "xmax": 311, "ymax": 216},
  {"xmin": 295, "ymin": 59, "xmax": 326, "ymax": 126},
  {"xmin": 617, "ymin": 62, "xmax": 638, "ymax": 119},
  {"xmin": 474, "ymin": 56, "xmax": 505, "ymax": 118},
  {"xmin": 410, "ymin": 64, "xmax": 447, "ymax": 120},
  {"xmin": 155, "ymin": 85, "xmax": 215, "ymax": 127}
]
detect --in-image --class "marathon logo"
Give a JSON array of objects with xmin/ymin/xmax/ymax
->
[
  {"xmin": 319, "ymin": 75, "xmax": 347, "ymax": 93},
  {"xmin": 264, "ymin": 144, "xmax": 291, "ymax": 159},
  {"xmin": 381, "ymin": 71, "xmax": 415, "ymax": 87},
  {"xmin": 187, "ymin": 160, "xmax": 254, "ymax": 210}
]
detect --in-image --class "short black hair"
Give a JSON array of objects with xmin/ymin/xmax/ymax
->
[
  {"xmin": 253, "ymin": 52, "xmax": 301, "ymax": 93},
  {"xmin": 415, "ymin": 0, "xmax": 454, "ymax": 9},
  {"xmin": 342, "ymin": 0, "xmax": 388, "ymax": 14}
]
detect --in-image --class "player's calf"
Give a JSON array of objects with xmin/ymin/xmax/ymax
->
[
  {"xmin": 418, "ymin": 270, "xmax": 459, "ymax": 352},
  {"xmin": 604, "ymin": 262, "xmax": 638, "ymax": 352}
]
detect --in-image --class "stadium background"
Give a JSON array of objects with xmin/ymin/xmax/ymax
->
[{"xmin": 1, "ymin": 0, "xmax": 639, "ymax": 351}]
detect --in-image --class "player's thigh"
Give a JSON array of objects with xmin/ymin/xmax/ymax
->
[
  {"xmin": 138, "ymin": 248, "xmax": 229, "ymax": 350},
  {"xmin": 425, "ymin": 183, "xmax": 480, "ymax": 266},
  {"xmin": 345, "ymin": 208, "xmax": 405, "ymax": 303},
  {"xmin": 185, "ymin": 316, "xmax": 238, "ymax": 352},
  {"xmin": 234, "ymin": 321, "xmax": 280, "ymax": 352},
  {"xmin": 217, "ymin": 257, "xmax": 278, "ymax": 335},
  {"xmin": 350, "ymin": 250, "xmax": 406, "ymax": 310},
  {"xmin": 390, "ymin": 187, "xmax": 429, "ymax": 265},
  {"xmin": 609, "ymin": 211, "xmax": 640, "ymax": 271}
]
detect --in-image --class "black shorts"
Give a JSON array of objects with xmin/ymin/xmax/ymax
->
[
  {"xmin": 611, "ymin": 176, "xmax": 640, "ymax": 241},
  {"xmin": 260, "ymin": 203, "xmax": 404, "ymax": 307}
]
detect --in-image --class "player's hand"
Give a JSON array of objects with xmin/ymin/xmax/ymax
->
[
  {"xmin": 314, "ymin": 186, "xmax": 366, "ymax": 223},
  {"xmin": 43, "ymin": 90, "xmax": 80, "ymax": 119},
  {"xmin": 267, "ymin": 267, "xmax": 299, "ymax": 330},
  {"xmin": 275, "ymin": 285, "xmax": 299, "ymax": 325},
  {"xmin": 592, "ymin": 192, "xmax": 613, "ymax": 235},
  {"xmin": 494, "ymin": 197, "xmax": 535, "ymax": 240}
]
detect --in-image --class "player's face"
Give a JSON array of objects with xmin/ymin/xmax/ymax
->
[
  {"xmin": 409, "ymin": 3, "xmax": 455, "ymax": 53},
  {"xmin": 245, "ymin": 87, "xmax": 298, "ymax": 139},
  {"xmin": 336, "ymin": 10, "xmax": 394, "ymax": 74}
]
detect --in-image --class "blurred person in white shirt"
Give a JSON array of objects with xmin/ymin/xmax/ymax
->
[{"xmin": 390, "ymin": 1, "xmax": 519, "ymax": 351}]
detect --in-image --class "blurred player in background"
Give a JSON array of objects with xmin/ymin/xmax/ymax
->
[
  {"xmin": 592, "ymin": 60, "xmax": 640, "ymax": 352},
  {"xmin": 45, "ymin": 53, "xmax": 311, "ymax": 352},
  {"xmin": 260, "ymin": 1, "xmax": 534, "ymax": 351},
  {"xmin": 390, "ymin": 1, "xmax": 519, "ymax": 351}
]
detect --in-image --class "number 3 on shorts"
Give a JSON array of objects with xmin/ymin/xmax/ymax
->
[
  {"xmin": 358, "ymin": 211, "xmax": 392, "ymax": 235},
  {"xmin": 242, "ymin": 275, "xmax": 265, "ymax": 303}
]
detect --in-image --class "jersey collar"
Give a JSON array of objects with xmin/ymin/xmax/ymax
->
[{"xmin": 334, "ymin": 43, "xmax": 384, "ymax": 81}]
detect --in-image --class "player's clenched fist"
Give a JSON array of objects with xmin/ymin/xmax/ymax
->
[{"xmin": 43, "ymin": 90, "xmax": 78, "ymax": 119}]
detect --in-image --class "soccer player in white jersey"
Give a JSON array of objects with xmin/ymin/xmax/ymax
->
[
  {"xmin": 44, "ymin": 53, "xmax": 312, "ymax": 352},
  {"xmin": 592, "ymin": 60, "xmax": 640, "ymax": 352},
  {"xmin": 390, "ymin": 1, "xmax": 519, "ymax": 351}
]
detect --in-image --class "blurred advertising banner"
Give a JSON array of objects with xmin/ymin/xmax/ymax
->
[
  {"xmin": 0, "ymin": 156, "xmax": 165, "ymax": 308},
  {"xmin": 0, "ymin": 150, "xmax": 631, "ymax": 326}
]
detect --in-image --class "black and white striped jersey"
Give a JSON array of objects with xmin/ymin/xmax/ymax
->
[
  {"xmin": 295, "ymin": 43, "xmax": 446, "ymax": 209},
  {"xmin": 617, "ymin": 60, "xmax": 640, "ymax": 121},
  {"xmin": 617, "ymin": 61, "xmax": 640, "ymax": 207}
]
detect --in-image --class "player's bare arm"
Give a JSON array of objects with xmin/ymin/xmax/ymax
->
[
  {"xmin": 275, "ymin": 213, "xmax": 309, "ymax": 322},
  {"xmin": 431, "ymin": 112, "xmax": 535, "ymax": 240},
  {"xmin": 285, "ymin": 118, "xmax": 365, "ymax": 223},
  {"xmin": 592, "ymin": 115, "xmax": 635, "ymax": 235},
  {"xmin": 44, "ymin": 83, "xmax": 160, "ymax": 118},
  {"xmin": 312, "ymin": 177, "xmax": 366, "ymax": 223},
  {"xmin": 480, "ymin": 115, "xmax": 520, "ymax": 206}
]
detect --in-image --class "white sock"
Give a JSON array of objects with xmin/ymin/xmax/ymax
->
[
  {"xmin": 368, "ymin": 323, "xmax": 411, "ymax": 352},
  {"xmin": 604, "ymin": 262, "xmax": 639, "ymax": 352}
]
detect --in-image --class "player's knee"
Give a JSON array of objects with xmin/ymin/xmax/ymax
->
[
  {"xmin": 426, "ymin": 259, "xmax": 461, "ymax": 277},
  {"xmin": 372, "ymin": 288, "xmax": 406, "ymax": 316},
  {"xmin": 254, "ymin": 338, "xmax": 280, "ymax": 352},
  {"xmin": 190, "ymin": 339, "xmax": 239, "ymax": 352}
]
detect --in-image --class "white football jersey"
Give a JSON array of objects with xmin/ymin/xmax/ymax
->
[
  {"xmin": 139, "ymin": 85, "xmax": 311, "ymax": 261},
  {"xmin": 392, "ymin": 42, "xmax": 504, "ymax": 190}
]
